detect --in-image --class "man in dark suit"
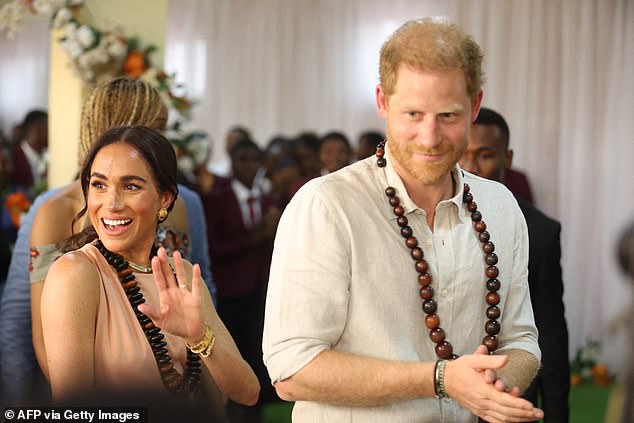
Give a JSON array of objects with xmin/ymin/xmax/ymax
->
[
  {"xmin": 460, "ymin": 107, "xmax": 570, "ymax": 422},
  {"xmin": 11, "ymin": 110, "xmax": 48, "ymax": 189}
]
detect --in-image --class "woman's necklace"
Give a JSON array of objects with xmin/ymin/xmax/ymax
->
[
  {"xmin": 127, "ymin": 260, "xmax": 153, "ymax": 274},
  {"xmin": 95, "ymin": 240, "xmax": 202, "ymax": 396},
  {"xmin": 376, "ymin": 141, "xmax": 502, "ymax": 359}
]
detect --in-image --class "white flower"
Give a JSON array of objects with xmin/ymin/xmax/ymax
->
[
  {"xmin": 33, "ymin": 0, "xmax": 65, "ymax": 16},
  {"xmin": 0, "ymin": 0, "xmax": 27, "ymax": 39},
  {"xmin": 75, "ymin": 24, "xmax": 96, "ymax": 49},
  {"xmin": 105, "ymin": 34, "xmax": 127, "ymax": 58},
  {"xmin": 177, "ymin": 155, "xmax": 195, "ymax": 173},
  {"xmin": 59, "ymin": 38, "xmax": 83, "ymax": 57},
  {"xmin": 52, "ymin": 7, "xmax": 72, "ymax": 29}
]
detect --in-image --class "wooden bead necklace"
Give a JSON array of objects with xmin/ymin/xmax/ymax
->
[
  {"xmin": 376, "ymin": 141, "xmax": 502, "ymax": 359},
  {"xmin": 95, "ymin": 240, "xmax": 202, "ymax": 396}
]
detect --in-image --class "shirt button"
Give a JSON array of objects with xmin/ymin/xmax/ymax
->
[
  {"xmin": 426, "ymin": 239, "xmax": 433, "ymax": 246},
  {"xmin": 441, "ymin": 289, "xmax": 448, "ymax": 297}
]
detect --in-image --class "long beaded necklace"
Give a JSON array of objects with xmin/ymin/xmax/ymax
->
[
  {"xmin": 375, "ymin": 141, "xmax": 501, "ymax": 360},
  {"xmin": 94, "ymin": 240, "xmax": 202, "ymax": 396}
]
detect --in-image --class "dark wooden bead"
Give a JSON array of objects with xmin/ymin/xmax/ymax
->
[
  {"xmin": 478, "ymin": 231, "xmax": 490, "ymax": 243},
  {"xmin": 419, "ymin": 286, "xmax": 433, "ymax": 300},
  {"xmin": 118, "ymin": 268, "xmax": 133, "ymax": 278},
  {"xmin": 410, "ymin": 247, "xmax": 423, "ymax": 260},
  {"xmin": 389, "ymin": 196, "xmax": 400, "ymax": 207},
  {"xmin": 116, "ymin": 261, "xmax": 128, "ymax": 272},
  {"xmin": 131, "ymin": 297, "xmax": 146, "ymax": 307},
  {"xmin": 435, "ymin": 341, "xmax": 453, "ymax": 359},
  {"xmin": 485, "ymin": 320, "xmax": 500, "ymax": 335},
  {"xmin": 485, "ymin": 266, "xmax": 499, "ymax": 278},
  {"xmin": 406, "ymin": 237, "xmax": 418, "ymax": 248},
  {"xmin": 397, "ymin": 216, "xmax": 408, "ymax": 227},
  {"xmin": 126, "ymin": 285, "xmax": 141, "ymax": 296},
  {"xmin": 377, "ymin": 157, "xmax": 387, "ymax": 167},
  {"xmin": 463, "ymin": 183, "xmax": 470, "ymax": 194},
  {"xmin": 156, "ymin": 355, "xmax": 171, "ymax": 365},
  {"xmin": 467, "ymin": 201, "xmax": 478, "ymax": 212},
  {"xmin": 425, "ymin": 314, "xmax": 440, "ymax": 329},
  {"xmin": 486, "ymin": 278, "xmax": 500, "ymax": 292},
  {"xmin": 483, "ymin": 335, "xmax": 499, "ymax": 351},
  {"xmin": 144, "ymin": 321, "xmax": 156, "ymax": 330},
  {"xmin": 430, "ymin": 328, "xmax": 446, "ymax": 343},
  {"xmin": 422, "ymin": 299, "xmax": 437, "ymax": 314},
  {"xmin": 128, "ymin": 293, "xmax": 143, "ymax": 303},
  {"xmin": 146, "ymin": 327, "xmax": 160, "ymax": 336},
  {"xmin": 463, "ymin": 192, "xmax": 473, "ymax": 203},
  {"xmin": 393, "ymin": 205, "xmax": 405, "ymax": 216},
  {"xmin": 385, "ymin": 187, "xmax": 396, "ymax": 197},
  {"xmin": 482, "ymin": 242, "xmax": 495, "ymax": 254},
  {"xmin": 486, "ymin": 306, "xmax": 501, "ymax": 319},
  {"xmin": 150, "ymin": 333, "xmax": 165, "ymax": 343},
  {"xmin": 474, "ymin": 221, "xmax": 487, "ymax": 232},
  {"xmin": 376, "ymin": 147, "xmax": 385, "ymax": 158},
  {"xmin": 122, "ymin": 273, "xmax": 135, "ymax": 283},
  {"xmin": 159, "ymin": 362, "xmax": 174, "ymax": 373},
  {"xmin": 152, "ymin": 341, "xmax": 167, "ymax": 351},
  {"xmin": 486, "ymin": 292, "xmax": 500, "ymax": 305},
  {"xmin": 187, "ymin": 360, "xmax": 201, "ymax": 368},
  {"xmin": 401, "ymin": 226, "xmax": 413, "ymax": 238},
  {"xmin": 471, "ymin": 210, "xmax": 482, "ymax": 222},
  {"xmin": 153, "ymin": 347, "xmax": 168, "ymax": 357},
  {"xmin": 122, "ymin": 280, "xmax": 138, "ymax": 290},
  {"xmin": 418, "ymin": 271, "xmax": 431, "ymax": 285},
  {"xmin": 485, "ymin": 253, "xmax": 498, "ymax": 265}
]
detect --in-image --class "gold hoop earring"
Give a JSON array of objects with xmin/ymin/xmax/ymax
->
[{"xmin": 157, "ymin": 208, "xmax": 169, "ymax": 222}]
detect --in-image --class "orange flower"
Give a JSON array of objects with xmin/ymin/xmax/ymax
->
[
  {"xmin": 570, "ymin": 374, "xmax": 583, "ymax": 387},
  {"xmin": 5, "ymin": 191, "xmax": 31, "ymax": 227},
  {"xmin": 123, "ymin": 50, "xmax": 148, "ymax": 79}
]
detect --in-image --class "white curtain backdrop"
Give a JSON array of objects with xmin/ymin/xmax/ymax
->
[
  {"xmin": 0, "ymin": 0, "xmax": 632, "ymax": 372},
  {"xmin": 165, "ymin": 0, "xmax": 634, "ymax": 372},
  {"xmin": 0, "ymin": 14, "xmax": 50, "ymax": 136}
]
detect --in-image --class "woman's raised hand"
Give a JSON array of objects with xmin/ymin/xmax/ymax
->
[{"xmin": 137, "ymin": 247, "xmax": 205, "ymax": 344}]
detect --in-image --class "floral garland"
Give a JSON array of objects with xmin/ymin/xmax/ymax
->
[{"xmin": 0, "ymin": 0, "xmax": 208, "ymax": 161}]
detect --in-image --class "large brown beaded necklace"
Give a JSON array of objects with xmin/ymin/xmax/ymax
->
[
  {"xmin": 94, "ymin": 240, "xmax": 202, "ymax": 396},
  {"xmin": 375, "ymin": 141, "xmax": 502, "ymax": 360}
]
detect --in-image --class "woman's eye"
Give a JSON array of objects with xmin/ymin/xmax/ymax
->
[
  {"xmin": 90, "ymin": 180, "xmax": 105, "ymax": 190},
  {"xmin": 125, "ymin": 184, "xmax": 140, "ymax": 191}
]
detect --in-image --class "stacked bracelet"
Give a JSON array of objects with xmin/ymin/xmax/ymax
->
[
  {"xmin": 433, "ymin": 359, "xmax": 450, "ymax": 399},
  {"xmin": 186, "ymin": 323, "xmax": 216, "ymax": 358}
]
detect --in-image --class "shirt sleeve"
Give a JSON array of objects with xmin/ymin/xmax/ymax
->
[
  {"xmin": 497, "ymin": 199, "xmax": 541, "ymax": 361},
  {"xmin": 263, "ymin": 182, "xmax": 351, "ymax": 383},
  {"xmin": 0, "ymin": 198, "xmax": 40, "ymax": 400}
]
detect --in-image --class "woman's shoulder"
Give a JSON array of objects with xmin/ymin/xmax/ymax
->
[
  {"xmin": 32, "ymin": 184, "xmax": 84, "ymax": 245},
  {"xmin": 48, "ymin": 247, "xmax": 100, "ymax": 283}
]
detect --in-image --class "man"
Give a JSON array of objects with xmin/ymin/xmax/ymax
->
[
  {"xmin": 263, "ymin": 18, "xmax": 543, "ymax": 423},
  {"xmin": 460, "ymin": 107, "xmax": 570, "ymax": 422},
  {"xmin": 202, "ymin": 138, "xmax": 281, "ymax": 421},
  {"xmin": 10, "ymin": 110, "xmax": 48, "ymax": 189}
]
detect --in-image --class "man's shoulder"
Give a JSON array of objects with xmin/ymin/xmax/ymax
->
[
  {"xmin": 462, "ymin": 170, "xmax": 516, "ymax": 204},
  {"xmin": 516, "ymin": 198, "xmax": 560, "ymax": 233}
]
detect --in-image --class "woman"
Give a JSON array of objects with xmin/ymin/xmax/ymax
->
[
  {"xmin": 27, "ymin": 77, "xmax": 214, "ymax": 381},
  {"xmin": 41, "ymin": 125, "xmax": 259, "ymax": 404}
]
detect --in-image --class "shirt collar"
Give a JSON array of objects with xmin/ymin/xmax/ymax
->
[{"xmin": 380, "ymin": 143, "xmax": 468, "ymax": 224}]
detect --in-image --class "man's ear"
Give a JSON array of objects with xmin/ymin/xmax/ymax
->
[
  {"xmin": 505, "ymin": 149, "xmax": 514, "ymax": 170},
  {"xmin": 471, "ymin": 89, "xmax": 484, "ymax": 122},
  {"xmin": 376, "ymin": 84, "xmax": 388, "ymax": 118}
]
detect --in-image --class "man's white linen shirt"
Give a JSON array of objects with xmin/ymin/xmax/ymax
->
[{"xmin": 263, "ymin": 145, "xmax": 540, "ymax": 423}]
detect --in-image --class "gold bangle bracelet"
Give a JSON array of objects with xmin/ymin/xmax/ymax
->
[{"xmin": 186, "ymin": 323, "xmax": 214, "ymax": 354}]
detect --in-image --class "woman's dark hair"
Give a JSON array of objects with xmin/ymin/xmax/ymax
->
[{"xmin": 61, "ymin": 126, "xmax": 179, "ymax": 251}]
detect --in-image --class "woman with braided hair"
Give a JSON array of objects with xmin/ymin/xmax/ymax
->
[
  {"xmin": 41, "ymin": 125, "xmax": 259, "ymax": 405},
  {"xmin": 0, "ymin": 77, "xmax": 215, "ymax": 402}
]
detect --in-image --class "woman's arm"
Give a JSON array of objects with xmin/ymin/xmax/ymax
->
[
  {"xmin": 41, "ymin": 252, "xmax": 100, "ymax": 400},
  {"xmin": 138, "ymin": 248, "xmax": 260, "ymax": 405}
]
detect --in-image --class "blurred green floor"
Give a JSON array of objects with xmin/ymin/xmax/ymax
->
[{"xmin": 261, "ymin": 383, "xmax": 613, "ymax": 423}]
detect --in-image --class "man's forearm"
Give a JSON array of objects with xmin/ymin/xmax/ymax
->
[
  {"xmin": 496, "ymin": 349, "xmax": 540, "ymax": 393},
  {"xmin": 274, "ymin": 350, "xmax": 436, "ymax": 406}
]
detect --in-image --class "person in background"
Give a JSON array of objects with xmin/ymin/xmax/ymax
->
[
  {"xmin": 356, "ymin": 130, "xmax": 385, "ymax": 161},
  {"xmin": 0, "ymin": 77, "xmax": 215, "ymax": 403},
  {"xmin": 208, "ymin": 125, "xmax": 252, "ymax": 177},
  {"xmin": 289, "ymin": 131, "xmax": 321, "ymax": 197},
  {"xmin": 10, "ymin": 110, "xmax": 48, "ymax": 190},
  {"xmin": 318, "ymin": 131, "xmax": 352, "ymax": 174},
  {"xmin": 263, "ymin": 18, "xmax": 542, "ymax": 423},
  {"xmin": 202, "ymin": 138, "xmax": 281, "ymax": 422},
  {"xmin": 260, "ymin": 135, "xmax": 299, "ymax": 209},
  {"xmin": 459, "ymin": 107, "xmax": 569, "ymax": 422},
  {"xmin": 41, "ymin": 125, "xmax": 258, "ymax": 407}
]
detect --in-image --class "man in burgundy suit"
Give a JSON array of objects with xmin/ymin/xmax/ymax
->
[
  {"xmin": 11, "ymin": 110, "xmax": 48, "ymax": 189},
  {"xmin": 202, "ymin": 138, "xmax": 281, "ymax": 422}
]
